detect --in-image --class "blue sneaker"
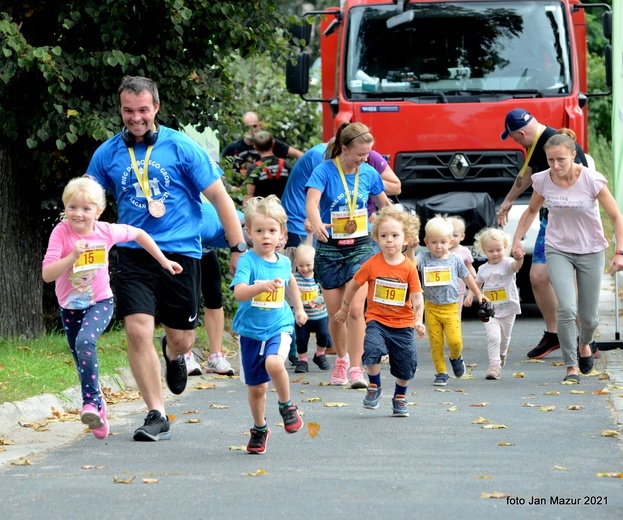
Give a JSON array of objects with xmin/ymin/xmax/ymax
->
[
  {"xmin": 363, "ymin": 385, "xmax": 382, "ymax": 409},
  {"xmin": 392, "ymin": 396, "xmax": 409, "ymax": 417},
  {"xmin": 433, "ymin": 373, "xmax": 449, "ymax": 386},
  {"xmin": 449, "ymin": 355, "xmax": 466, "ymax": 377}
]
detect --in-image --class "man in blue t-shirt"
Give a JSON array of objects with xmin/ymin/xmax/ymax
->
[{"xmin": 87, "ymin": 75, "xmax": 247, "ymax": 442}]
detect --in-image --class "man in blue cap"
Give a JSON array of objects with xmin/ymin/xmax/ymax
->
[{"xmin": 496, "ymin": 108, "xmax": 589, "ymax": 359}]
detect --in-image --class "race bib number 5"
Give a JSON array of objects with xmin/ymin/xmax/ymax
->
[
  {"xmin": 252, "ymin": 279, "xmax": 285, "ymax": 308},
  {"xmin": 423, "ymin": 266, "xmax": 452, "ymax": 286}
]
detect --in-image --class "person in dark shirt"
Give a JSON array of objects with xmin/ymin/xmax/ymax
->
[{"xmin": 244, "ymin": 131, "xmax": 292, "ymax": 204}]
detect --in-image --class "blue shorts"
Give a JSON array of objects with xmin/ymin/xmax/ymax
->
[
  {"xmin": 362, "ymin": 320, "xmax": 418, "ymax": 381},
  {"xmin": 239, "ymin": 332, "xmax": 291, "ymax": 386},
  {"xmin": 315, "ymin": 238, "xmax": 374, "ymax": 290},
  {"xmin": 533, "ymin": 218, "xmax": 547, "ymax": 265}
]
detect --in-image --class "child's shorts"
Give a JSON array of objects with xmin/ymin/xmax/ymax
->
[
  {"xmin": 239, "ymin": 332, "xmax": 291, "ymax": 386},
  {"xmin": 362, "ymin": 320, "xmax": 417, "ymax": 380}
]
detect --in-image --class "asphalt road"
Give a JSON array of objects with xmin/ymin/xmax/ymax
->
[{"xmin": 1, "ymin": 282, "xmax": 622, "ymax": 519}]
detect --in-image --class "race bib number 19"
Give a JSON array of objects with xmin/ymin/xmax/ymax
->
[{"xmin": 373, "ymin": 278, "xmax": 408, "ymax": 306}]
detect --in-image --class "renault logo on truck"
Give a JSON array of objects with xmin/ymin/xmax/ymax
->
[{"xmin": 449, "ymin": 153, "xmax": 469, "ymax": 179}]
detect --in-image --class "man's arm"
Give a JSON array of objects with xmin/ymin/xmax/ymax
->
[{"xmin": 497, "ymin": 166, "xmax": 534, "ymax": 226}]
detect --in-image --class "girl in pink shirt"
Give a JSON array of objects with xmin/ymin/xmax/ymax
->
[{"xmin": 42, "ymin": 177, "xmax": 182, "ymax": 439}]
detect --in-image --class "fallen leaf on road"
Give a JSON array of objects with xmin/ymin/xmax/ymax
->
[
  {"xmin": 595, "ymin": 472, "xmax": 623, "ymax": 478},
  {"xmin": 474, "ymin": 475, "xmax": 492, "ymax": 479},
  {"xmin": 551, "ymin": 361, "xmax": 564, "ymax": 366},
  {"xmin": 307, "ymin": 422, "xmax": 321, "ymax": 439},
  {"xmin": 601, "ymin": 430, "xmax": 620, "ymax": 437},
  {"xmin": 497, "ymin": 442, "xmax": 515, "ymax": 446},
  {"xmin": 593, "ymin": 388, "xmax": 610, "ymax": 395},
  {"xmin": 245, "ymin": 469, "xmax": 268, "ymax": 477},
  {"xmin": 291, "ymin": 376, "xmax": 305, "ymax": 383},
  {"xmin": 471, "ymin": 416, "xmax": 490, "ymax": 424},
  {"xmin": 482, "ymin": 424, "xmax": 508, "ymax": 429},
  {"xmin": 11, "ymin": 459, "xmax": 32, "ymax": 466},
  {"xmin": 113, "ymin": 476, "xmax": 135, "ymax": 484},
  {"xmin": 435, "ymin": 389, "xmax": 451, "ymax": 393},
  {"xmin": 447, "ymin": 406, "xmax": 458, "ymax": 412},
  {"xmin": 196, "ymin": 382, "xmax": 216, "ymax": 390},
  {"xmin": 539, "ymin": 405, "xmax": 555, "ymax": 412},
  {"xmin": 324, "ymin": 402, "xmax": 348, "ymax": 407},
  {"xmin": 597, "ymin": 372, "xmax": 610, "ymax": 380},
  {"xmin": 318, "ymin": 382, "xmax": 331, "ymax": 386},
  {"xmin": 466, "ymin": 363, "xmax": 478, "ymax": 368},
  {"xmin": 481, "ymin": 491, "xmax": 511, "ymax": 499},
  {"xmin": 0, "ymin": 436, "xmax": 15, "ymax": 446},
  {"xmin": 460, "ymin": 373, "xmax": 474, "ymax": 380},
  {"xmin": 304, "ymin": 397, "xmax": 322, "ymax": 402},
  {"xmin": 512, "ymin": 372, "xmax": 525, "ymax": 378},
  {"xmin": 82, "ymin": 465, "xmax": 105, "ymax": 470},
  {"xmin": 182, "ymin": 410, "xmax": 199, "ymax": 415},
  {"xmin": 522, "ymin": 403, "xmax": 540, "ymax": 408},
  {"xmin": 186, "ymin": 419, "xmax": 202, "ymax": 423},
  {"xmin": 524, "ymin": 359, "xmax": 545, "ymax": 363},
  {"xmin": 470, "ymin": 402, "xmax": 489, "ymax": 407},
  {"xmin": 229, "ymin": 446, "xmax": 246, "ymax": 451},
  {"xmin": 544, "ymin": 391, "xmax": 560, "ymax": 395},
  {"xmin": 566, "ymin": 405, "xmax": 584, "ymax": 411},
  {"xmin": 143, "ymin": 478, "xmax": 159, "ymax": 484},
  {"xmin": 568, "ymin": 390, "xmax": 586, "ymax": 394},
  {"xmin": 554, "ymin": 465, "xmax": 567, "ymax": 470},
  {"xmin": 210, "ymin": 404, "xmax": 230, "ymax": 409}
]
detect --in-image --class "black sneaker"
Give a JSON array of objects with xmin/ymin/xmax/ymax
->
[
  {"xmin": 312, "ymin": 353, "xmax": 331, "ymax": 371},
  {"xmin": 294, "ymin": 360, "xmax": 308, "ymax": 373},
  {"xmin": 288, "ymin": 355, "xmax": 299, "ymax": 367},
  {"xmin": 133, "ymin": 410, "xmax": 171, "ymax": 441},
  {"xmin": 161, "ymin": 335, "xmax": 187, "ymax": 395},
  {"xmin": 527, "ymin": 331, "xmax": 560, "ymax": 359},
  {"xmin": 247, "ymin": 427, "xmax": 271, "ymax": 454},
  {"xmin": 279, "ymin": 403, "xmax": 304, "ymax": 433}
]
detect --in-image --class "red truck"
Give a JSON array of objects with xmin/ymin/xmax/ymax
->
[{"xmin": 287, "ymin": 0, "xmax": 611, "ymax": 302}]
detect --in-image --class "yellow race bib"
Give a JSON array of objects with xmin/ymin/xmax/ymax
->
[{"xmin": 73, "ymin": 244, "xmax": 106, "ymax": 273}]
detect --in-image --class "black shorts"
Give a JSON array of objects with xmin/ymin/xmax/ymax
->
[
  {"xmin": 115, "ymin": 248, "xmax": 201, "ymax": 330},
  {"xmin": 200, "ymin": 249, "xmax": 223, "ymax": 309}
]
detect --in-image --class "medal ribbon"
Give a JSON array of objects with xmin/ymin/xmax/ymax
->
[
  {"xmin": 334, "ymin": 158, "xmax": 360, "ymax": 219},
  {"xmin": 517, "ymin": 125, "xmax": 544, "ymax": 179},
  {"xmin": 128, "ymin": 145, "xmax": 154, "ymax": 202}
]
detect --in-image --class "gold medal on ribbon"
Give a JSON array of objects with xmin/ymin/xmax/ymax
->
[
  {"xmin": 345, "ymin": 219, "xmax": 358, "ymax": 234},
  {"xmin": 148, "ymin": 199, "xmax": 166, "ymax": 218}
]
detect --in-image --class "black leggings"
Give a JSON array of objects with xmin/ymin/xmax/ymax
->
[{"xmin": 200, "ymin": 249, "xmax": 223, "ymax": 309}]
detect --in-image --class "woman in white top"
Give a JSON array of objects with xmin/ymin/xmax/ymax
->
[{"xmin": 512, "ymin": 129, "xmax": 623, "ymax": 384}]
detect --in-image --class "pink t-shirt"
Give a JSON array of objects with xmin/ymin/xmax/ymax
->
[
  {"xmin": 532, "ymin": 167, "xmax": 608, "ymax": 254},
  {"xmin": 43, "ymin": 221, "xmax": 139, "ymax": 309},
  {"xmin": 453, "ymin": 245, "xmax": 474, "ymax": 295}
]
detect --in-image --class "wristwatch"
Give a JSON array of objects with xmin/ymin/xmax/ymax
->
[{"xmin": 229, "ymin": 242, "xmax": 248, "ymax": 253}]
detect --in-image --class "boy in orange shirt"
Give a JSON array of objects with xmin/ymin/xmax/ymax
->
[{"xmin": 335, "ymin": 206, "xmax": 425, "ymax": 417}]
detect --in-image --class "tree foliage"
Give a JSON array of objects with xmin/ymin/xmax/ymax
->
[{"xmin": 0, "ymin": 1, "xmax": 302, "ymax": 337}]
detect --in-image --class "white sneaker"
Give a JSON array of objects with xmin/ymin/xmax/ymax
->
[
  {"xmin": 206, "ymin": 353, "xmax": 235, "ymax": 376},
  {"xmin": 185, "ymin": 352, "xmax": 202, "ymax": 376}
]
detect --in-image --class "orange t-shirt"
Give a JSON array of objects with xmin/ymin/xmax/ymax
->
[{"xmin": 353, "ymin": 252, "xmax": 422, "ymax": 329}]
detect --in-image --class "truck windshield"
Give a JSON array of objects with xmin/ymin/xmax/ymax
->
[{"xmin": 345, "ymin": 1, "xmax": 572, "ymax": 99}]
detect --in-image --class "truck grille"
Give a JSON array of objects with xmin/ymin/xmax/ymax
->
[{"xmin": 395, "ymin": 151, "xmax": 524, "ymax": 185}]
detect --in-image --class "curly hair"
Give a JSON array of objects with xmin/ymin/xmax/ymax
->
[{"xmin": 371, "ymin": 205, "xmax": 421, "ymax": 244}]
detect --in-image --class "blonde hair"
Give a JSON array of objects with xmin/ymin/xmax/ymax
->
[
  {"xmin": 371, "ymin": 206, "xmax": 421, "ymax": 244},
  {"xmin": 473, "ymin": 227, "xmax": 511, "ymax": 256},
  {"xmin": 447, "ymin": 215, "xmax": 466, "ymax": 234},
  {"xmin": 243, "ymin": 195, "xmax": 287, "ymax": 230},
  {"xmin": 61, "ymin": 177, "xmax": 106, "ymax": 221},
  {"xmin": 424, "ymin": 214, "xmax": 453, "ymax": 239},
  {"xmin": 328, "ymin": 122, "xmax": 374, "ymax": 158},
  {"xmin": 295, "ymin": 243, "xmax": 315, "ymax": 262}
]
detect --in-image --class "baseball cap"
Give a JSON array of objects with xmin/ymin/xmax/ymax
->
[{"xmin": 500, "ymin": 108, "xmax": 533, "ymax": 140}]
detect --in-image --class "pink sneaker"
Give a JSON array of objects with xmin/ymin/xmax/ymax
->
[
  {"xmin": 348, "ymin": 366, "xmax": 368, "ymax": 389},
  {"xmin": 81, "ymin": 401, "xmax": 109, "ymax": 439},
  {"xmin": 331, "ymin": 359, "xmax": 349, "ymax": 385}
]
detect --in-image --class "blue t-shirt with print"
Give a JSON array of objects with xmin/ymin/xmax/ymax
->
[
  {"xmin": 230, "ymin": 250, "xmax": 295, "ymax": 341},
  {"xmin": 416, "ymin": 251, "xmax": 469, "ymax": 305},
  {"xmin": 87, "ymin": 126, "xmax": 222, "ymax": 258},
  {"xmin": 305, "ymin": 160, "xmax": 385, "ymax": 237},
  {"xmin": 200, "ymin": 202, "xmax": 245, "ymax": 250}
]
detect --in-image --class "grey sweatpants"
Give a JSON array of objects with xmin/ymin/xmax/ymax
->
[{"xmin": 545, "ymin": 245, "xmax": 605, "ymax": 367}]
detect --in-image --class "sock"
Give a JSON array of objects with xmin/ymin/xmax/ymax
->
[
  {"xmin": 395, "ymin": 383, "xmax": 408, "ymax": 397},
  {"xmin": 338, "ymin": 354, "xmax": 350, "ymax": 364},
  {"xmin": 254, "ymin": 422, "xmax": 268, "ymax": 431},
  {"xmin": 278, "ymin": 399, "xmax": 292, "ymax": 410},
  {"xmin": 299, "ymin": 357, "xmax": 308, "ymax": 362},
  {"xmin": 209, "ymin": 353, "xmax": 222, "ymax": 361},
  {"xmin": 368, "ymin": 373, "xmax": 382, "ymax": 387}
]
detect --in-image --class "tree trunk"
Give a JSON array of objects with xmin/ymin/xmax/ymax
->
[{"xmin": 0, "ymin": 139, "xmax": 44, "ymax": 338}]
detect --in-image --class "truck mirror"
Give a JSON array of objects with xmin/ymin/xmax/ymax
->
[
  {"xmin": 604, "ymin": 44, "xmax": 612, "ymax": 88},
  {"xmin": 290, "ymin": 21, "xmax": 312, "ymax": 48},
  {"xmin": 602, "ymin": 11, "xmax": 612, "ymax": 41},
  {"xmin": 286, "ymin": 51, "xmax": 310, "ymax": 95}
]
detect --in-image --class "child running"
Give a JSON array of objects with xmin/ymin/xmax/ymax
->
[
  {"xmin": 414, "ymin": 215, "xmax": 487, "ymax": 386},
  {"xmin": 42, "ymin": 177, "xmax": 182, "ymax": 439},
  {"xmin": 230, "ymin": 195, "xmax": 308, "ymax": 454},
  {"xmin": 447, "ymin": 215, "xmax": 477, "ymax": 314},
  {"xmin": 293, "ymin": 243, "xmax": 333, "ymax": 373},
  {"xmin": 465, "ymin": 228, "xmax": 524, "ymax": 380},
  {"xmin": 335, "ymin": 206, "xmax": 425, "ymax": 416}
]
